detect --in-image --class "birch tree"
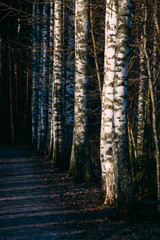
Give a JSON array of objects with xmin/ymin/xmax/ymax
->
[
  {"xmin": 40, "ymin": 2, "xmax": 50, "ymax": 152},
  {"xmin": 100, "ymin": 0, "xmax": 117, "ymax": 205},
  {"xmin": 112, "ymin": 0, "xmax": 134, "ymax": 219},
  {"xmin": 69, "ymin": 0, "xmax": 93, "ymax": 182},
  {"xmin": 36, "ymin": 3, "xmax": 48, "ymax": 152},
  {"xmin": 52, "ymin": 0, "xmax": 64, "ymax": 167},
  {"xmin": 136, "ymin": 33, "xmax": 146, "ymax": 157},
  {"xmin": 64, "ymin": 0, "xmax": 75, "ymax": 167},
  {"xmin": 46, "ymin": 0, "xmax": 54, "ymax": 156}
]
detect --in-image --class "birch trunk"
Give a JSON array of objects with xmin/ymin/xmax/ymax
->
[
  {"xmin": 36, "ymin": 3, "xmax": 48, "ymax": 152},
  {"xmin": 52, "ymin": 0, "xmax": 64, "ymax": 168},
  {"xmin": 40, "ymin": 2, "xmax": 49, "ymax": 152},
  {"xmin": 100, "ymin": 0, "xmax": 117, "ymax": 205},
  {"xmin": 46, "ymin": 1, "xmax": 54, "ymax": 156},
  {"xmin": 136, "ymin": 33, "xmax": 146, "ymax": 156},
  {"xmin": 70, "ymin": 0, "xmax": 93, "ymax": 182},
  {"xmin": 113, "ymin": 0, "xmax": 134, "ymax": 219},
  {"xmin": 36, "ymin": 3, "xmax": 42, "ymax": 151},
  {"xmin": 64, "ymin": 0, "xmax": 75, "ymax": 168}
]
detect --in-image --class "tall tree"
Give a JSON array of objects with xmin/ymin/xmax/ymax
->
[
  {"xmin": 37, "ymin": 2, "xmax": 46, "ymax": 151},
  {"xmin": 100, "ymin": 0, "xmax": 117, "ymax": 205},
  {"xmin": 52, "ymin": 0, "xmax": 64, "ymax": 167},
  {"xmin": 46, "ymin": 0, "xmax": 54, "ymax": 156},
  {"xmin": 41, "ymin": 2, "xmax": 50, "ymax": 152},
  {"xmin": 112, "ymin": 0, "xmax": 134, "ymax": 219},
  {"xmin": 136, "ymin": 32, "xmax": 146, "ymax": 157},
  {"xmin": 64, "ymin": 0, "xmax": 75, "ymax": 167},
  {"xmin": 69, "ymin": 0, "xmax": 93, "ymax": 181}
]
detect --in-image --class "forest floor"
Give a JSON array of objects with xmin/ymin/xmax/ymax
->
[{"xmin": 0, "ymin": 146, "xmax": 159, "ymax": 240}]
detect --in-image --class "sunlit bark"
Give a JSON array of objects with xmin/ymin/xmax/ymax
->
[
  {"xmin": 69, "ymin": 0, "xmax": 93, "ymax": 182},
  {"xmin": 52, "ymin": 0, "xmax": 64, "ymax": 167},
  {"xmin": 100, "ymin": 0, "xmax": 117, "ymax": 206},
  {"xmin": 113, "ymin": 0, "xmax": 134, "ymax": 219},
  {"xmin": 136, "ymin": 33, "xmax": 146, "ymax": 156}
]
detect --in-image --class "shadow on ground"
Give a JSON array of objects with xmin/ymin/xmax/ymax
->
[{"xmin": 0, "ymin": 146, "xmax": 159, "ymax": 239}]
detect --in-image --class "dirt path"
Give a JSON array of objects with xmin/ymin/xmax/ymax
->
[
  {"xmin": 0, "ymin": 147, "xmax": 70, "ymax": 239},
  {"xmin": 0, "ymin": 147, "xmax": 159, "ymax": 240}
]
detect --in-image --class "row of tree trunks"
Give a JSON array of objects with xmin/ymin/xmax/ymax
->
[
  {"xmin": 30, "ymin": 0, "xmax": 160, "ymax": 219},
  {"xmin": 30, "ymin": 0, "xmax": 134, "ymax": 219},
  {"xmin": 1, "ymin": 0, "xmax": 159, "ymax": 219}
]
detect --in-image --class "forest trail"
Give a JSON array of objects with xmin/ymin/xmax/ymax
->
[
  {"xmin": 0, "ymin": 146, "xmax": 71, "ymax": 239},
  {"xmin": 0, "ymin": 147, "xmax": 159, "ymax": 240}
]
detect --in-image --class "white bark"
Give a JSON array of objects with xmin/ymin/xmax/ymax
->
[
  {"xmin": 113, "ymin": 0, "xmax": 134, "ymax": 219},
  {"xmin": 69, "ymin": 0, "xmax": 93, "ymax": 181},
  {"xmin": 52, "ymin": 0, "xmax": 64, "ymax": 167},
  {"xmin": 136, "ymin": 33, "xmax": 146, "ymax": 156},
  {"xmin": 42, "ymin": 3, "xmax": 49, "ymax": 151},
  {"xmin": 37, "ymin": 3, "xmax": 49, "ymax": 152},
  {"xmin": 74, "ymin": 0, "xmax": 88, "ymax": 146},
  {"xmin": 100, "ymin": 0, "xmax": 117, "ymax": 205},
  {"xmin": 36, "ymin": 3, "xmax": 43, "ymax": 151},
  {"xmin": 46, "ymin": 1, "xmax": 54, "ymax": 155}
]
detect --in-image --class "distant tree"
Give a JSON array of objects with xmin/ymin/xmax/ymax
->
[
  {"xmin": 40, "ymin": 2, "xmax": 50, "ymax": 152},
  {"xmin": 46, "ymin": 0, "xmax": 54, "ymax": 156},
  {"xmin": 36, "ymin": 2, "xmax": 46, "ymax": 151},
  {"xmin": 31, "ymin": 1, "xmax": 39, "ymax": 146}
]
